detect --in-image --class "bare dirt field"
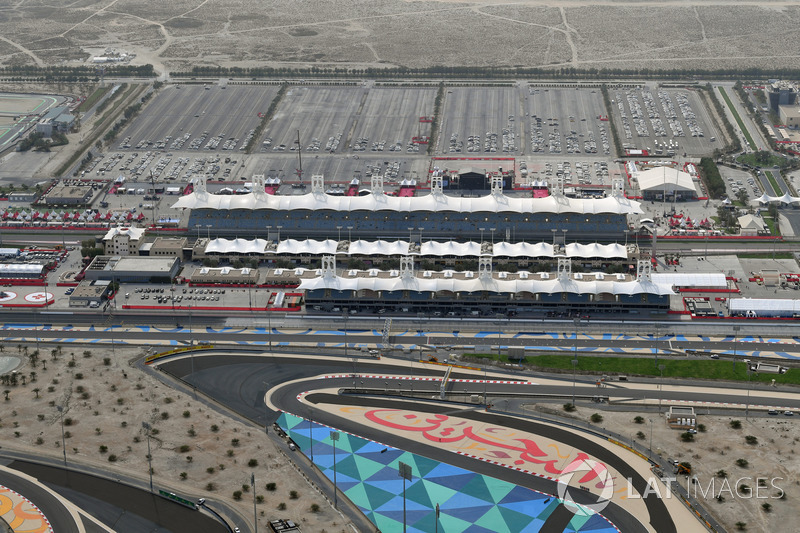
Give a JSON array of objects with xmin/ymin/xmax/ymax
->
[
  {"xmin": 0, "ymin": 344, "xmax": 348, "ymax": 533},
  {"xmin": 0, "ymin": 1, "xmax": 799, "ymax": 74},
  {"xmin": 547, "ymin": 404, "xmax": 800, "ymax": 533}
]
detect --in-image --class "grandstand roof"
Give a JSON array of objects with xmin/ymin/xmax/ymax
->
[
  {"xmin": 636, "ymin": 167, "xmax": 695, "ymax": 192},
  {"xmin": 420, "ymin": 241, "xmax": 482, "ymax": 257},
  {"xmin": 298, "ymin": 272, "xmax": 673, "ymax": 296},
  {"xmin": 349, "ymin": 240, "xmax": 409, "ymax": 256},
  {"xmin": 276, "ymin": 239, "xmax": 338, "ymax": 255},
  {"xmin": 202, "ymin": 238, "xmax": 630, "ymax": 260},
  {"xmin": 173, "ymin": 190, "xmax": 642, "ymax": 215},
  {"xmin": 205, "ymin": 238, "xmax": 269, "ymax": 255},
  {"xmin": 565, "ymin": 242, "xmax": 627, "ymax": 259}
]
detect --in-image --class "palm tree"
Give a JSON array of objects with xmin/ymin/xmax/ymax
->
[
  {"xmin": 20, "ymin": 375, "xmax": 26, "ymax": 386},
  {"xmin": 32, "ymin": 388, "xmax": 40, "ymax": 399},
  {"xmin": 29, "ymin": 371, "xmax": 36, "ymax": 383},
  {"xmin": 3, "ymin": 390, "xmax": 9, "ymax": 401}
]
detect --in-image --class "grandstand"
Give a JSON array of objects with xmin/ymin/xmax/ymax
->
[
  {"xmin": 173, "ymin": 174, "xmax": 641, "ymax": 242},
  {"xmin": 300, "ymin": 256, "xmax": 671, "ymax": 316}
]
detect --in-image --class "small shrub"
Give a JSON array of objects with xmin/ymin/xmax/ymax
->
[
  {"xmin": 256, "ymin": 495, "xmax": 264, "ymax": 504},
  {"xmin": 103, "ymin": 358, "xmax": 111, "ymax": 366},
  {"xmin": 206, "ymin": 467, "xmax": 215, "ymax": 474},
  {"xmin": 634, "ymin": 416, "xmax": 644, "ymax": 424},
  {"xmin": 563, "ymin": 403, "xmax": 576, "ymax": 412},
  {"xmin": 164, "ymin": 397, "xmax": 173, "ymax": 404},
  {"xmin": 233, "ymin": 490, "xmax": 242, "ymax": 500},
  {"xmin": 248, "ymin": 459, "xmax": 258, "ymax": 467},
  {"xmin": 735, "ymin": 521, "xmax": 746, "ymax": 530},
  {"xmin": 186, "ymin": 455, "xmax": 193, "ymax": 463},
  {"xmin": 205, "ymin": 483, "xmax": 216, "ymax": 491},
  {"xmin": 636, "ymin": 431, "xmax": 646, "ymax": 440},
  {"xmin": 179, "ymin": 445, "xmax": 190, "ymax": 453},
  {"xmin": 231, "ymin": 438, "xmax": 240, "ymax": 447},
  {"xmin": 64, "ymin": 418, "xmax": 73, "ymax": 426},
  {"xmin": 108, "ymin": 454, "xmax": 117, "ymax": 462},
  {"xmin": 211, "ymin": 424, "xmax": 219, "ymax": 432},
  {"xmin": 266, "ymin": 482, "xmax": 276, "ymax": 491},
  {"xmin": 590, "ymin": 413, "xmax": 603, "ymax": 423},
  {"xmin": 35, "ymin": 437, "xmax": 44, "ymax": 445},
  {"xmin": 161, "ymin": 412, "xmax": 169, "ymax": 420},
  {"xmin": 74, "ymin": 373, "xmax": 84, "ymax": 380},
  {"xmin": 697, "ymin": 424, "xmax": 707, "ymax": 433},
  {"xmin": 745, "ymin": 435, "xmax": 758, "ymax": 445},
  {"xmin": 289, "ymin": 490, "xmax": 298, "ymax": 500},
  {"xmin": 736, "ymin": 458, "xmax": 749, "ymax": 468},
  {"xmin": 227, "ymin": 449, "xmax": 235, "ymax": 457},
  {"xmin": 180, "ymin": 472, "xmax": 187, "ymax": 480},
  {"xmin": 278, "ymin": 502, "xmax": 286, "ymax": 510},
  {"xmin": 730, "ymin": 420, "xmax": 742, "ymax": 429},
  {"xmin": 739, "ymin": 484, "xmax": 751, "ymax": 495},
  {"xmin": 680, "ymin": 432, "xmax": 695, "ymax": 442},
  {"xmin": 716, "ymin": 470, "xmax": 728, "ymax": 478},
  {"xmin": 99, "ymin": 445, "xmax": 108, "ymax": 453},
  {"xmin": 310, "ymin": 503, "xmax": 320, "ymax": 513},
  {"xmin": 182, "ymin": 410, "xmax": 191, "ymax": 418},
  {"xmin": 116, "ymin": 398, "xmax": 124, "ymax": 405}
]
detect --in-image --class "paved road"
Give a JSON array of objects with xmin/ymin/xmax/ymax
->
[
  {"xmin": 158, "ymin": 351, "xmax": 800, "ymax": 533},
  {"xmin": 3, "ymin": 326, "xmax": 799, "ymax": 359},
  {"xmin": 0, "ymin": 463, "xmax": 79, "ymax": 533}
]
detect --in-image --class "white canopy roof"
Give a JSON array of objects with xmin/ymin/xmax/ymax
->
[
  {"xmin": 493, "ymin": 242, "xmax": 554, "ymax": 257},
  {"xmin": 205, "ymin": 238, "xmax": 269, "ymax": 255},
  {"xmin": 349, "ymin": 240, "xmax": 409, "ymax": 256},
  {"xmin": 173, "ymin": 189, "xmax": 642, "ymax": 215},
  {"xmin": 754, "ymin": 192, "xmax": 800, "ymax": 205},
  {"xmin": 276, "ymin": 239, "xmax": 338, "ymax": 255},
  {"xmin": 420, "ymin": 241, "xmax": 482, "ymax": 257},
  {"xmin": 565, "ymin": 243, "xmax": 627, "ymax": 259},
  {"xmin": 636, "ymin": 166, "xmax": 695, "ymax": 192},
  {"xmin": 299, "ymin": 272, "xmax": 673, "ymax": 296}
]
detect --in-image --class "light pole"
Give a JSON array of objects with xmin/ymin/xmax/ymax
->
[
  {"xmin": 658, "ymin": 364, "xmax": 666, "ymax": 413},
  {"xmin": 57, "ymin": 405, "xmax": 67, "ymax": 467},
  {"xmin": 571, "ymin": 358, "xmax": 578, "ymax": 407},
  {"xmin": 142, "ymin": 421, "xmax": 153, "ymax": 493},
  {"xmin": 732, "ymin": 325, "xmax": 741, "ymax": 371},
  {"xmin": 648, "ymin": 418, "xmax": 654, "ymax": 461},
  {"xmin": 435, "ymin": 503, "xmax": 440, "ymax": 533},
  {"xmin": 399, "ymin": 462, "xmax": 412, "ymax": 532},
  {"xmin": 263, "ymin": 381, "xmax": 270, "ymax": 434},
  {"xmin": 330, "ymin": 431, "xmax": 339, "ymax": 508},
  {"xmin": 746, "ymin": 369, "xmax": 753, "ymax": 420},
  {"xmin": 343, "ymin": 308, "xmax": 349, "ymax": 360},
  {"xmin": 251, "ymin": 472, "xmax": 257, "ymax": 532}
]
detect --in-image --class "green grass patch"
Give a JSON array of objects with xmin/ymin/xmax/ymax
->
[
  {"xmin": 764, "ymin": 171, "xmax": 782, "ymax": 197},
  {"xmin": 718, "ymin": 87, "xmax": 756, "ymax": 150},
  {"xmin": 96, "ymin": 84, "xmax": 140, "ymax": 126},
  {"xmin": 76, "ymin": 86, "xmax": 111, "ymax": 113},
  {"xmin": 736, "ymin": 152, "xmax": 789, "ymax": 169},
  {"xmin": 525, "ymin": 355, "xmax": 800, "ymax": 384},
  {"xmin": 762, "ymin": 216, "xmax": 779, "ymax": 236}
]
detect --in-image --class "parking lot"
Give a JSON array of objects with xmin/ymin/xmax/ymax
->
[
  {"xmin": 525, "ymin": 86, "xmax": 612, "ymax": 157},
  {"xmin": 117, "ymin": 85, "xmax": 278, "ymax": 154},
  {"xmin": 262, "ymin": 85, "xmax": 366, "ymax": 155},
  {"xmin": 608, "ymin": 86, "xmax": 719, "ymax": 156},
  {"xmin": 350, "ymin": 86, "xmax": 437, "ymax": 155},
  {"xmin": 438, "ymin": 86, "xmax": 521, "ymax": 156}
]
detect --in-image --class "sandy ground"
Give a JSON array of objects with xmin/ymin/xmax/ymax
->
[
  {"xmin": 0, "ymin": 344, "xmax": 349, "ymax": 533},
  {"xmin": 0, "ymin": 1, "xmax": 799, "ymax": 74},
  {"xmin": 550, "ymin": 403, "xmax": 800, "ymax": 533}
]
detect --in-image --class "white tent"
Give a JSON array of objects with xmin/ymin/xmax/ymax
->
[{"xmin": 636, "ymin": 167, "xmax": 695, "ymax": 194}]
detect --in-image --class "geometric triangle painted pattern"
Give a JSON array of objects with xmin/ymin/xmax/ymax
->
[{"xmin": 278, "ymin": 412, "xmax": 620, "ymax": 533}]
